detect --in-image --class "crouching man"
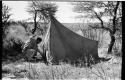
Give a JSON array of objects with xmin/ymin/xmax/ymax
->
[{"xmin": 22, "ymin": 35, "xmax": 48, "ymax": 63}]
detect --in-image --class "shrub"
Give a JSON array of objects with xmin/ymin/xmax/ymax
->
[{"xmin": 2, "ymin": 36, "xmax": 24, "ymax": 61}]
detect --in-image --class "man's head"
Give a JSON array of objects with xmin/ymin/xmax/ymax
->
[{"xmin": 36, "ymin": 37, "xmax": 42, "ymax": 44}]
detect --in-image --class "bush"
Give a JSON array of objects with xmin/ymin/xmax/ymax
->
[{"xmin": 2, "ymin": 37, "xmax": 24, "ymax": 61}]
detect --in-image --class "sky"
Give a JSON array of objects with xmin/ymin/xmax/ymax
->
[{"xmin": 3, "ymin": 1, "xmax": 109, "ymax": 23}]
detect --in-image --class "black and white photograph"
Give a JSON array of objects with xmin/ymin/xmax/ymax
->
[{"xmin": 2, "ymin": 1, "xmax": 122, "ymax": 80}]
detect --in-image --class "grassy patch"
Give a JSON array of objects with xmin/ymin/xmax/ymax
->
[{"xmin": 2, "ymin": 57, "xmax": 121, "ymax": 80}]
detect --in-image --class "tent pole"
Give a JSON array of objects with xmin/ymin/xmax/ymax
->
[{"xmin": 41, "ymin": 20, "xmax": 51, "ymax": 46}]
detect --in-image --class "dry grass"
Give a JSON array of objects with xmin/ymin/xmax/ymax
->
[{"xmin": 2, "ymin": 55, "xmax": 121, "ymax": 80}]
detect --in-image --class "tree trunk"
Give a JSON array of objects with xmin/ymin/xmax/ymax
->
[
  {"xmin": 32, "ymin": 22, "xmax": 37, "ymax": 34},
  {"xmin": 108, "ymin": 34, "xmax": 115, "ymax": 53},
  {"xmin": 32, "ymin": 11, "xmax": 37, "ymax": 34},
  {"xmin": 108, "ymin": 1, "xmax": 120, "ymax": 54}
]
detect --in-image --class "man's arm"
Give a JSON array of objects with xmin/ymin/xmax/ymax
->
[{"xmin": 37, "ymin": 45, "xmax": 43, "ymax": 55}]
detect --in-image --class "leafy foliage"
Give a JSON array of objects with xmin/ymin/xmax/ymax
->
[
  {"xmin": 2, "ymin": 3, "xmax": 12, "ymax": 39},
  {"xmin": 27, "ymin": 1, "xmax": 57, "ymax": 18},
  {"xmin": 27, "ymin": 1, "xmax": 58, "ymax": 34},
  {"xmin": 2, "ymin": 37, "xmax": 24, "ymax": 60},
  {"xmin": 2, "ymin": 23, "xmax": 28, "ymax": 61},
  {"xmin": 2, "ymin": 3, "xmax": 11, "ymax": 25}
]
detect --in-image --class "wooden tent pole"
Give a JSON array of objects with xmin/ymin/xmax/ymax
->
[{"xmin": 41, "ymin": 20, "xmax": 51, "ymax": 47}]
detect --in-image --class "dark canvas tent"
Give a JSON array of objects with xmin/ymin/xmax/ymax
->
[{"xmin": 44, "ymin": 15, "xmax": 109, "ymax": 65}]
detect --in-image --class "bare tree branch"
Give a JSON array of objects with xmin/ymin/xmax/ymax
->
[
  {"xmin": 89, "ymin": 24, "xmax": 112, "ymax": 33},
  {"xmin": 93, "ymin": 11, "xmax": 104, "ymax": 28},
  {"xmin": 112, "ymin": 1, "xmax": 120, "ymax": 34}
]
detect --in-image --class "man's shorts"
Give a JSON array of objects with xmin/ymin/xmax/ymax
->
[{"xmin": 24, "ymin": 49, "xmax": 37, "ymax": 61}]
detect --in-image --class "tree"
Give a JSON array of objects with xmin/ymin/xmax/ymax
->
[
  {"xmin": 73, "ymin": 1, "xmax": 122, "ymax": 53},
  {"xmin": 2, "ymin": 3, "xmax": 11, "ymax": 25},
  {"xmin": 27, "ymin": 1, "xmax": 57, "ymax": 34},
  {"xmin": 2, "ymin": 3, "xmax": 12, "ymax": 37}
]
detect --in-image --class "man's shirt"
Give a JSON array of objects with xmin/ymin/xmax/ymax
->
[{"xmin": 22, "ymin": 36, "xmax": 38, "ymax": 53}]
